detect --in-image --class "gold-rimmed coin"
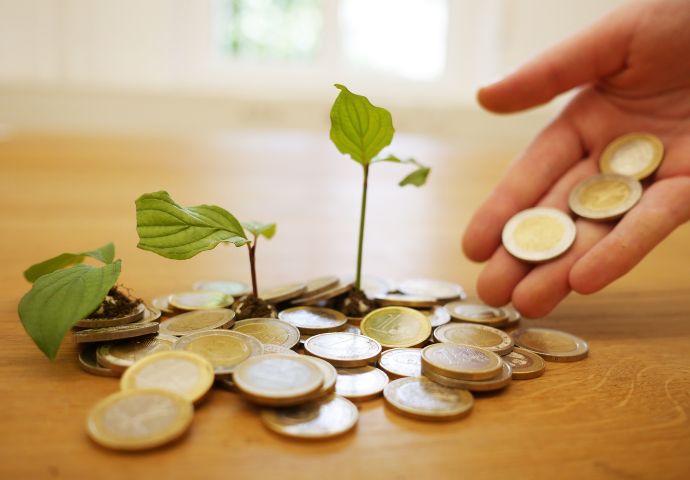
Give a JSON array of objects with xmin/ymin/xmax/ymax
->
[
  {"xmin": 420, "ymin": 306, "xmax": 451, "ymax": 328},
  {"xmin": 79, "ymin": 345, "xmax": 120, "ymax": 377},
  {"xmin": 374, "ymin": 294, "xmax": 437, "ymax": 308},
  {"xmin": 278, "ymin": 307, "xmax": 347, "ymax": 335},
  {"xmin": 502, "ymin": 347, "xmax": 546, "ymax": 379},
  {"xmin": 511, "ymin": 328, "xmax": 589, "ymax": 362},
  {"xmin": 304, "ymin": 333, "xmax": 382, "ymax": 367},
  {"xmin": 379, "ymin": 348, "xmax": 422, "ymax": 378},
  {"xmin": 75, "ymin": 303, "xmax": 146, "ymax": 328},
  {"xmin": 599, "ymin": 132, "xmax": 664, "ymax": 180},
  {"xmin": 232, "ymin": 355, "xmax": 324, "ymax": 406},
  {"xmin": 159, "ymin": 309, "xmax": 235, "ymax": 337},
  {"xmin": 168, "ymin": 290, "xmax": 233, "ymax": 311},
  {"xmin": 260, "ymin": 283, "xmax": 307, "ymax": 304},
  {"xmin": 152, "ymin": 295, "xmax": 174, "ymax": 314},
  {"xmin": 303, "ymin": 276, "xmax": 340, "ymax": 296},
  {"xmin": 335, "ymin": 366, "xmax": 389, "ymax": 402},
  {"xmin": 303, "ymin": 356, "xmax": 338, "ymax": 398},
  {"xmin": 260, "ymin": 394, "xmax": 358, "ymax": 439},
  {"xmin": 502, "ymin": 306, "xmax": 521, "ymax": 328},
  {"xmin": 86, "ymin": 388, "xmax": 193, "ymax": 451},
  {"xmin": 133, "ymin": 305, "xmax": 163, "ymax": 324},
  {"xmin": 421, "ymin": 343, "xmax": 503, "ymax": 380},
  {"xmin": 397, "ymin": 279, "xmax": 465, "ymax": 302},
  {"xmin": 360, "ymin": 307, "xmax": 431, "ymax": 349},
  {"xmin": 232, "ymin": 318, "xmax": 300, "ymax": 349},
  {"xmin": 290, "ymin": 283, "xmax": 353, "ymax": 307},
  {"xmin": 444, "ymin": 301, "xmax": 509, "ymax": 328},
  {"xmin": 121, "ymin": 351, "xmax": 215, "ymax": 404},
  {"xmin": 433, "ymin": 324, "xmax": 514, "ymax": 356},
  {"xmin": 383, "ymin": 376, "xmax": 473, "ymax": 422},
  {"xmin": 172, "ymin": 329, "xmax": 263, "ymax": 375},
  {"xmin": 569, "ymin": 174, "xmax": 642, "ymax": 221},
  {"xmin": 193, "ymin": 280, "xmax": 251, "ymax": 297},
  {"xmin": 422, "ymin": 363, "xmax": 512, "ymax": 392},
  {"xmin": 502, "ymin": 207, "xmax": 576, "ymax": 263},
  {"xmin": 263, "ymin": 344, "xmax": 299, "ymax": 355},
  {"xmin": 97, "ymin": 334, "xmax": 178, "ymax": 372},
  {"xmin": 71, "ymin": 323, "xmax": 159, "ymax": 343}
]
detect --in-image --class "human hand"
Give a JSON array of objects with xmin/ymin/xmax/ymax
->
[{"xmin": 462, "ymin": 0, "xmax": 690, "ymax": 318}]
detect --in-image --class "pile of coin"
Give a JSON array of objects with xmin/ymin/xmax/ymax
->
[
  {"xmin": 78, "ymin": 274, "xmax": 589, "ymax": 448},
  {"xmin": 503, "ymin": 133, "xmax": 664, "ymax": 263}
]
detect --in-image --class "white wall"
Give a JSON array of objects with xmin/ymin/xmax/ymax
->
[{"xmin": 0, "ymin": 0, "xmax": 629, "ymax": 135}]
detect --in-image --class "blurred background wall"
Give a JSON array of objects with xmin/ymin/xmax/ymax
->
[{"xmin": 0, "ymin": 0, "xmax": 628, "ymax": 140}]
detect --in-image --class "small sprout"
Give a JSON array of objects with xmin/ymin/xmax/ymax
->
[
  {"xmin": 18, "ymin": 248, "xmax": 122, "ymax": 361},
  {"xmin": 134, "ymin": 191, "xmax": 275, "ymax": 298},
  {"xmin": 329, "ymin": 84, "xmax": 430, "ymax": 292}
]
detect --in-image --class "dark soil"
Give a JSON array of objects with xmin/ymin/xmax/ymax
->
[
  {"xmin": 234, "ymin": 294, "xmax": 278, "ymax": 320},
  {"xmin": 330, "ymin": 289, "xmax": 376, "ymax": 317},
  {"xmin": 87, "ymin": 285, "xmax": 142, "ymax": 319}
]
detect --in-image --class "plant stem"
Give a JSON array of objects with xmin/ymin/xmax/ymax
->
[
  {"xmin": 247, "ymin": 235, "xmax": 258, "ymax": 297},
  {"xmin": 355, "ymin": 164, "xmax": 369, "ymax": 292}
]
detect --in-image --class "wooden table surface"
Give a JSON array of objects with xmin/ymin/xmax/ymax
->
[{"xmin": 1, "ymin": 132, "xmax": 689, "ymax": 480}]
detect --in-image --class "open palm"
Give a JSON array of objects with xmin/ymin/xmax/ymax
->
[{"xmin": 462, "ymin": 0, "xmax": 690, "ymax": 318}]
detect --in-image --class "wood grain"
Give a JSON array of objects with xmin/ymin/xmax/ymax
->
[{"xmin": 1, "ymin": 132, "xmax": 689, "ymax": 480}]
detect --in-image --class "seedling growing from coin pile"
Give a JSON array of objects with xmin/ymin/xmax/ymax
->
[
  {"xmin": 135, "ymin": 191, "xmax": 276, "ymax": 318},
  {"xmin": 329, "ymin": 84, "xmax": 430, "ymax": 314},
  {"xmin": 18, "ymin": 243, "xmax": 128, "ymax": 360}
]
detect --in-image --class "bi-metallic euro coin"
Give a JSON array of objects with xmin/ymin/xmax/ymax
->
[
  {"xmin": 433, "ymin": 323, "xmax": 513, "ymax": 356},
  {"xmin": 510, "ymin": 328, "xmax": 588, "ymax": 362},
  {"xmin": 421, "ymin": 343, "xmax": 503, "ymax": 380},
  {"xmin": 502, "ymin": 347, "xmax": 546, "ymax": 379},
  {"xmin": 232, "ymin": 318, "xmax": 300, "ymax": 349},
  {"xmin": 260, "ymin": 283, "xmax": 307, "ymax": 303},
  {"xmin": 397, "ymin": 279, "xmax": 465, "ymax": 302},
  {"xmin": 304, "ymin": 332, "xmax": 382, "ymax": 367},
  {"xmin": 86, "ymin": 388, "xmax": 193, "ymax": 451},
  {"xmin": 444, "ymin": 302, "xmax": 509, "ymax": 328},
  {"xmin": 335, "ymin": 366, "xmax": 389, "ymax": 402},
  {"xmin": 379, "ymin": 348, "xmax": 423, "ymax": 378},
  {"xmin": 172, "ymin": 329, "xmax": 263, "ymax": 375},
  {"xmin": 422, "ymin": 363, "xmax": 512, "ymax": 392},
  {"xmin": 569, "ymin": 174, "xmax": 642, "ymax": 221},
  {"xmin": 159, "ymin": 309, "xmax": 235, "ymax": 337},
  {"xmin": 360, "ymin": 306, "xmax": 431, "ymax": 349},
  {"xmin": 71, "ymin": 323, "xmax": 159, "ymax": 343},
  {"xmin": 79, "ymin": 345, "xmax": 120, "ymax": 377},
  {"xmin": 502, "ymin": 207, "xmax": 576, "ymax": 263},
  {"xmin": 278, "ymin": 307, "xmax": 347, "ymax": 335},
  {"xmin": 75, "ymin": 303, "xmax": 146, "ymax": 328},
  {"xmin": 599, "ymin": 132, "xmax": 664, "ymax": 180},
  {"xmin": 97, "ymin": 334, "xmax": 178, "ymax": 372},
  {"xmin": 168, "ymin": 290, "xmax": 233, "ymax": 311},
  {"xmin": 383, "ymin": 376, "xmax": 473, "ymax": 422},
  {"xmin": 193, "ymin": 280, "xmax": 251, "ymax": 297}
]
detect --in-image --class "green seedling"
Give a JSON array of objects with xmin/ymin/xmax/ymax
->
[
  {"xmin": 18, "ymin": 243, "xmax": 122, "ymax": 360},
  {"xmin": 329, "ymin": 84, "xmax": 430, "ymax": 291},
  {"xmin": 134, "ymin": 191, "xmax": 275, "ymax": 297}
]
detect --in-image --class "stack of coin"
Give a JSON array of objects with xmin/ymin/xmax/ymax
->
[
  {"xmin": 433, "ymin": 323, "xmax": 514, "ymax": 356},
  {"xmin": 96, "ymin": 334, "xmax": 178, "ymax": 372},
  {"xmin": 420, "ymin": 343, "xmax": 511, "ymax": 392},
  {"xmin": 290, "ymin": 282, "xmax": 352, "ymax": 307}
]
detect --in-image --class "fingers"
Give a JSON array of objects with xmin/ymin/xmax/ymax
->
[
  {"xmin": 477, "ymin": 2, "xmax": 642, "ymax": 113},
  {"xmin": 512, "ymin": 220, "xmax": 613, "ymax": 318},
  {"xmin": 570, "ymin": 176, "xmax": 690, "ymax": 294},
  {"xmin": 463, "ymin": 117, "xmax": 584, "ymax": 262},
  {"xmin": 476, "ymin": 157, "xmax": 599, "ymax": 308}
]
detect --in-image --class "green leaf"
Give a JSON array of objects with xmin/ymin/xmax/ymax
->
[
  {"xmin": 23, "ymin": 243, "xmax": 115, "ymax": 283},
  {"xmin": 372, "ymin": 155, "xmax": 431, "ymax": 187},
  {"xmin": 18, "ymin": 260, "xmax": 122, "ymax": 361},
  {"xmin": 135, "ymin": 191, "xmax": 249, "ymax": 260},
  {"xmin": 399, "ymin": 167, "xmax": 431, "ymax": 187},
  {"xmin": 330, "ymin": 84, "xmax": 395, "ymax": 165},
  {"xmin": 241, "ymin": 221, "xmax": 276, "ymax": 240}
]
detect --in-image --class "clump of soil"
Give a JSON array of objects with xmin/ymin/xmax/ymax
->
[
  {"xmin": 88, "ymin": 285, "xmax": 142, "ymax": 319},
  {"xmin": 234, "ymin": 294, "xmax": 278, "ymax": 320},
  {"xmin": 331, "ymin": 289, "xmax": 376, "ymax": 317}
]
